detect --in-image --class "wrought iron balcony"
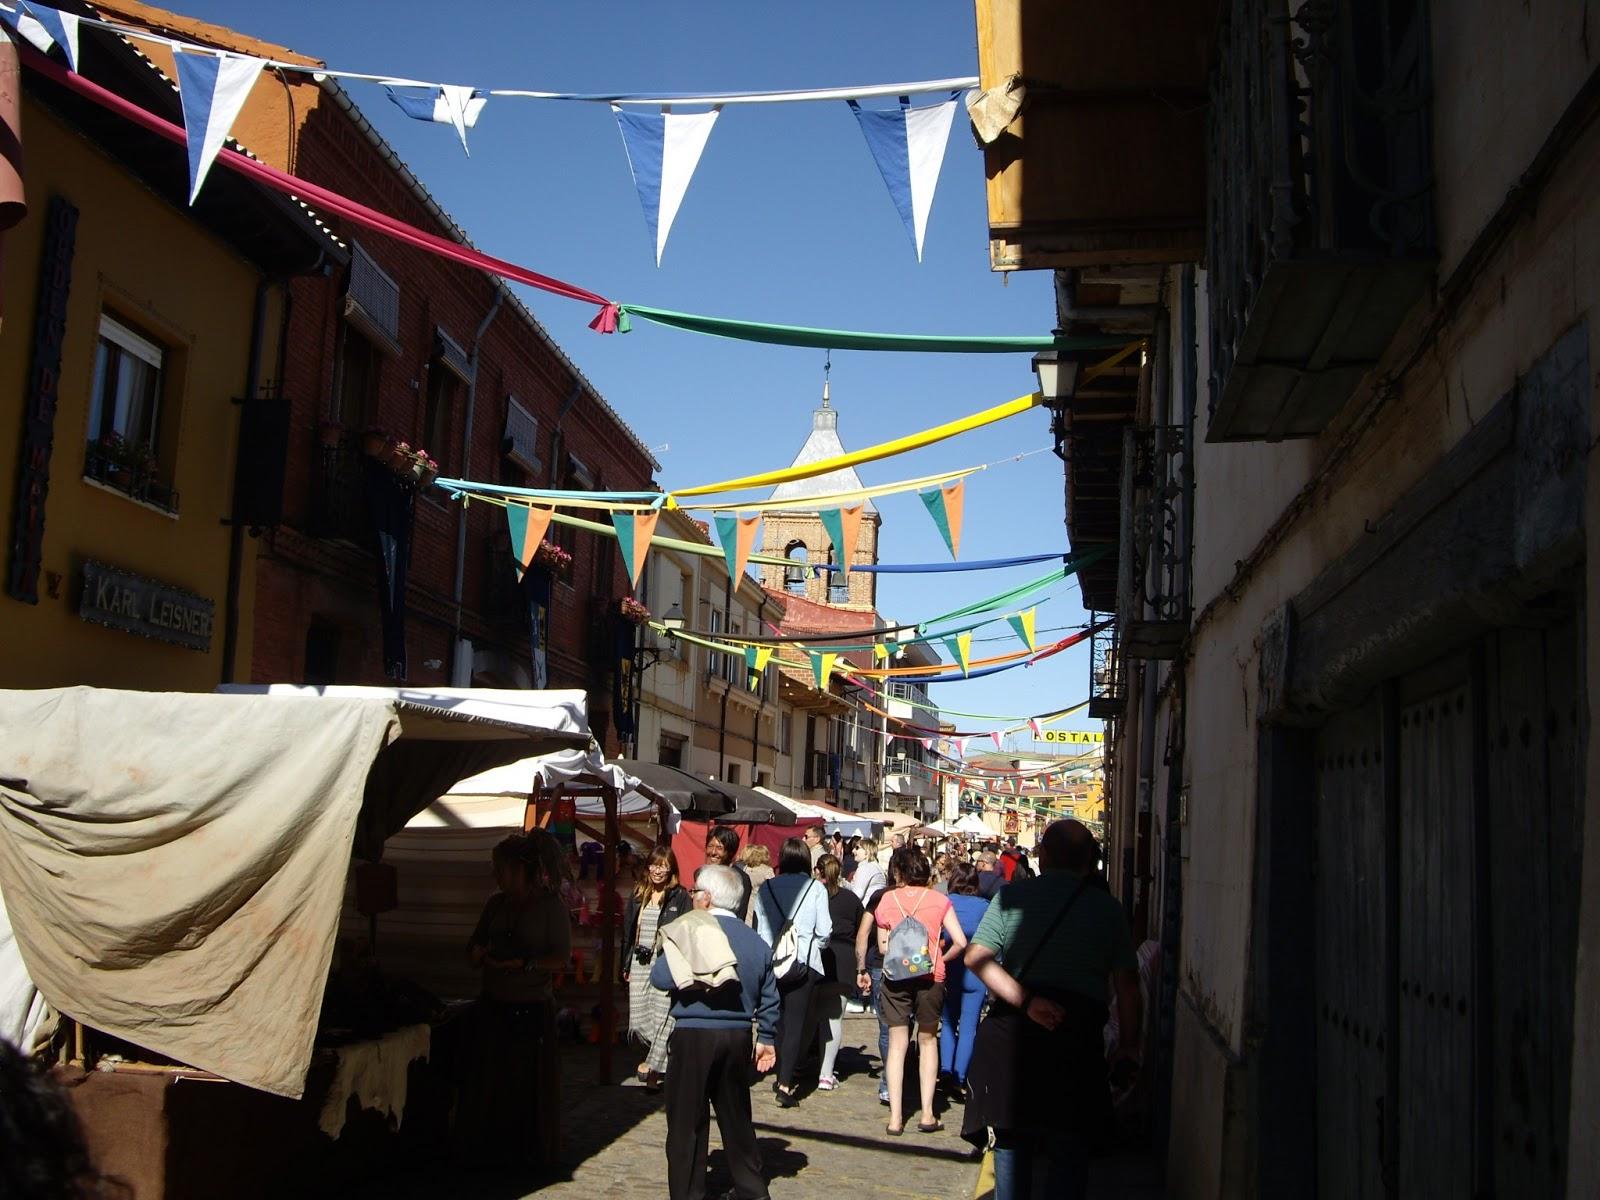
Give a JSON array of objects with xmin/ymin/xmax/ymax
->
[
  {"xmin": 1117, "ymin": 425, "xmax": 1191, "ymax": 659},
  {"xmin": 1087, "ymin": 614, "xmax": 1124, "ymax": 720},
  {"xmin": 1207, "ymin": 0, "xmax": 1435, "ymax": 441},
  {"xmin": 308, "ymin": 433, "xmax": 370, "ymax": 545}
]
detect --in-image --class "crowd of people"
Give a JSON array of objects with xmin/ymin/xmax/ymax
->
[{"xmin": 614, "ymin": 820, "xmax": 1142, "ymax": 1200}]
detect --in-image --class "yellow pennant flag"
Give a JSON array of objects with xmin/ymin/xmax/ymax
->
[
  {"xmin": 1006, "ymin": 608, "xmax": 1037, "ymax": 652},
  {"xmin": 943, "ymin": 631, "xmax": 973, "ymax": 675}
]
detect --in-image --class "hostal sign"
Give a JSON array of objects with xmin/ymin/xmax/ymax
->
[{"xmin": 79, "ymin": 561, "xmax": 215, "ymax": 652}]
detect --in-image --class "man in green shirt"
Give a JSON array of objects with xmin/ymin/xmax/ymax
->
[{"xmin": 962, "ymin": 820, "xmax": 1141, "ymax": 1200}]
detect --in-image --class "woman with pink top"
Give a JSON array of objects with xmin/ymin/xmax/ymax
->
[{"xmin": 855, "ymin": 846, "xmax": 967, "ymax": 1136}]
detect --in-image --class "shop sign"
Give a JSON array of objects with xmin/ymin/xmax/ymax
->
[
  {"xmin": 79, "ymin": 561, "xmax": 215, "ymax": 651},
  {"xmin": 1003, "ymin": 813, "xmax": 1020, "ymax": 834},
  {"xmin": 1040, "ymin": 728, "xmax": 1104, "ymax": 744}
]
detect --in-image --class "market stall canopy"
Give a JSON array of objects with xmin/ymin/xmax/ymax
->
[
  {"xmin": 951, "ymin": 812, "xmax": 995, "ymax": 836},
  {"xmin": 756, "ymin": 788, "xmax": 879, "ymax": 837},
  {"xmin": 414, "ymin": 747, "xmax": 671, "ymax": 827},
  {"xmin": 610, "ymin": 760, "xmax": 738, "ymax": 820},
  {"xmin": 220, "ymin": 685, "xmax": 593, "ymax": 859},
  {"xmin": 0, "ymin": 686, "xmax": 590, "ymax": 1099},
  {"xmin": 855, "ymin": 810, "xmax": 923, "ymax": 833}
]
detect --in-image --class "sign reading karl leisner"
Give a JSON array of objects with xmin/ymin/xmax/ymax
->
[{"xmin": 79, "ymin": 560, "xmax": 214, "ymax": 652}]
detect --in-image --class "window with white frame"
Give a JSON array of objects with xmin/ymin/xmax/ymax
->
[
  {"xmin": 88, "ymin": 314, "xmax": 164, "ymax": 459},
  {"xmin": 707, "ymin": 606, "xmax": 725, "ymax": 680}
]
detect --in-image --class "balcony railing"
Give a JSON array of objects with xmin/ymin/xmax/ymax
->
[
  {"xmin": 309, "ymin": 433, "xmax": 370, "ymax": 545},
  {"xmin": 83, "ymin": 441, "xmax": 180, "ymax": 514},
  {"xmin": 1207, "ymin": 0, "xmax": 1434, "ymax": 441},
  {"xmin": 1116, "ymin": 425, "xmax": 1190, "ymax": 659},
  {"xmin": 1088, "ymin": 613, "xmax": 1124, "ymax": 720}
]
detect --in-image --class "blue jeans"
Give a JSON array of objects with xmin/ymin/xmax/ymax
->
[
  {"xmin": 938, "ymin": 983, "xmax": 985, "ymax": 1083},
  {"xmin": 867, "ymin": 966, "xmax": 889, "ymax": 1094},
  {"xmin": 993, "ymin": 1129, "xmax": 1089, "ymax": 1200}
]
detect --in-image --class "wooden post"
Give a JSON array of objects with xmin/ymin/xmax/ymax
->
[{"xmin": 598, "ymin": 783, "xmax": 620, "ymax": 1085}]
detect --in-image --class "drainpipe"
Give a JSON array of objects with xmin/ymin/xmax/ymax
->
[
  {"xmin": 451, "ymin": 290, "xmax": 504, "ymax": 683},
  {"xmin": 220, "ymin": 277, "xmax": 272, "ymax": 685},
  {"xmin": 716, "ymin": 574, "xmax": 731, "ymax": 777}
]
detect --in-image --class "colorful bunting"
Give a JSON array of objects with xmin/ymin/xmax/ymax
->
[
  {"xmin": 955, "ymin": 737, "xmax": 970, "ymax": 758},
  {"xmin": 943, "ymin": 631, "xmax": 972, "ymax": 676},
  {"xmin": 847, "ymin": 93, "xmax": 960, "ymax": 260},
  {"xmin": 1006, "ymin": 607, "xmax": 1037, "ymax": 652},
  {"xmin": 1027, "ymin": 717, "xmax": 1044, "ymax": 739},
  {"xmin": 744, "ymin": 645, "xmax": 773, "ymax": 688},
  {"xmin": 872, "ymin": 642, "xmax": 890, "ymax": 662},
  {"xmin": 918, "ymin": 478, "xmax": 965, "ymax": 559},
  {"xmin": 12, "ymin": 1, "xmax": 77, "ymax": 70},
  {"xmin": 612, "ymin": 105, "xmax": 721, "ymax": 266},
  {"xmin": 990, "ymin": 730, "xmax": 1003, "ymax": 749},
  {"xmin": 810, "ymin": 651, "xmax": 838, "ymax": 691},
  {"xmin": 385, "ymin": 84, "xmax": 487, "ymax": 154},
  {"xmin": 505, "ymin": 504, "xmax": 555, "ymax": 582},
  {"xmin": 610, "ymin": 508, "xmax": 661, "ymax": 588},
  {"xmin": 713, "ymin": 513, "xmax": 761, "ymax": 584},
  {"xmin": 818, "ymin": 503, "xmax": 866, "ymax": 574},
  {"xmin": 175, "ymin": 49, "xmax": 263, "ymax": 203}
]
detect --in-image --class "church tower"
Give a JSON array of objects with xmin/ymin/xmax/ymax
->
[{"xmin": 758, "ymin": 379, "xmax": 882, "ymax": 611}]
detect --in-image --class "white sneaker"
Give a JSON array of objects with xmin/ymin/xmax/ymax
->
[{"xmin": 817, "ymin": 1075, "xmax": 839, "ymax": 1091}]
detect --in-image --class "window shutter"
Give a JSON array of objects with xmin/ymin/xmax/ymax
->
[
  {"xmin": 343, "ymin": 243, "xmax": 401, "ymax": 355},
  {"xmin": 503, "ymin": 397, "xmax": 541, "ymax": 474}
]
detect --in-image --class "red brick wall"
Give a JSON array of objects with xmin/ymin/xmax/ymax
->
[{"xmin": 249, "ymin": 84, "xmax": 654, "ymax": 753}]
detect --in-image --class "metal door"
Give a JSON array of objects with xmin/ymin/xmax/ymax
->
[
  {"xmin": 1395, "ymin": 660, "xmax": 1476, "ymax": 1199},
  {"xmin": 1313, "ymin": 700, "xmax": 1389, "ymax": 1199}
]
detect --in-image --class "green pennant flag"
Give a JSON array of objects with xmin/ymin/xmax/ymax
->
[
  {"xmin": 1006, "ymin": 607, "xmax": 1037, "ymax": 652},
  {"xmin": 714, "ymin": 512, "xmax": 761, "ymax": 583},
  {"xmin": 918, "ymin": 479, "xmax": 965, "ymax": 559},
  {"xmin": 505, "ymin": 504, "xmax": 554, "ymax": 583},
  {"xmin": 610, "ymin": 508, "xmax": 661, "ymax": 588},
  {"xmin": 943, "ymin": 631, "xmax": 972, "ymax": 676},
  {"xmin": 744, "ymin": 645, "xmax": 773, "ymax": 689},
  {"xmin": 817, "ymin": 503, "xmax": 865, "ymax": 574},
  {"xmin": 811, "ymin": 650, "xmax": 838, "ymax": 690}
]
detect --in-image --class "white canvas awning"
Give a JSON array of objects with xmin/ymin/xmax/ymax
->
[
  {"xmin": 426, "ymin": 746, "xmax": 669, "ymax": 825},
  {"xmin": 951, "ymin": 813, "xmax": 995, "ymax": 836},
  {"xmin": 0, "ymin": 685, "xmax": 590, "ymax": 1098},
  {"xmin": 755, "ymin": 788, "xmax": 879, "ymax": 837}
]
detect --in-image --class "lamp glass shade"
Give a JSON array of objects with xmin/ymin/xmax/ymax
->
[
  {"xmin": 661, "ymin": 603, "xmax": 686, "ymax": 632},
  {"xmin": 1031, "ymin": 351, "xmax": 1081, "ymax": 402}
]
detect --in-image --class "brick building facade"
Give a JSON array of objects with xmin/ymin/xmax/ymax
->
[{"xmin": 103, "ymin": 4, "xmax": 658, "ymax": 748}]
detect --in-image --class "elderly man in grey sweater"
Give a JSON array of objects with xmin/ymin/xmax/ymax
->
[{"xmin": 651, "ymin": 864, "xmax": 779, "ymax": 1200}]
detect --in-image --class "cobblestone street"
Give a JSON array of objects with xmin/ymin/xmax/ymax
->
[
  {"xmin": 348, "ymin": 1010, "xmax": 1164, "ymax": 1199},
  {"xmin": 539, "ymin": 1011, "xmax": 981, "ymax": 1200}
]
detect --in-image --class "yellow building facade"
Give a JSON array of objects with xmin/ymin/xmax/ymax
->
[{"xmin": 0, "ymin": 46, "xmax": 335, "ymax": 691}]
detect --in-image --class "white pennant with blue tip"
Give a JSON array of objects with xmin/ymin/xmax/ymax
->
[
  {"xmin": 612, "ymin": 104, "xmax": 720, "ymax": 266},
  {"xmin": 9, "ymin": 1, "xmax": 78, "ymax": 71},
  {"xmin": 847, "ymin": 92, "xmax": 960, "ymax": 261},
  {"xmin": 385, "ymin": 84, "xmax": 486, "ymax": 155},
  {"xmin": 175, "ymin": 49, "xmax": 263, "ymax": 204}
]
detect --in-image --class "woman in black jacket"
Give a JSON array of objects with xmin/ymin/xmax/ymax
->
[
  {"xmin": 622, "ymin": 844, "xmax": 691, "ymax": 1089},
  {"xmin": 811, "ymin": 852, "xmax": 864, "ymax": 1091}
]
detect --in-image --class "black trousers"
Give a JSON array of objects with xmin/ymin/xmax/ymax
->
[
  {"xmin": 775, "ymin": 967, "xmax": 819, "ymax": 1087},
  {"xmin": 664, "ymin": 1026, "xmax": 768, "ymax": 1200}
]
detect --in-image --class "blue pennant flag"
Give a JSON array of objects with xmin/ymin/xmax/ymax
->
[
  {"xmin": 847, "ymin": 93, "xmax": 961, "ymax": 261},
  {"xmin": 612, "ymin": 105, "xmax": 721, "ymax": 266},
  {"xmin": 385, "ymin": 84, "xmax": 486, "ymax": 155}
]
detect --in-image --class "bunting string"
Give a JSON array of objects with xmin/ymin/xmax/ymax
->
[{"xmin": 20, "ymin": 43, "xmax": 1124, "ymax": 352}]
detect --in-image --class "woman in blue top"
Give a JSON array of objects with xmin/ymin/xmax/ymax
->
[
  {"xmin": 755, "ymin": 836, "xmax": 833, "ymax": 1107},
  {"xmin": 940, "ymin": 861, "xmax": 992, "ymax": 1095}
]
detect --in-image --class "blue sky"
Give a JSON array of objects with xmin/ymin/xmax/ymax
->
[{"xmin": 188, "ymin": 0, "xmax": 1096, "ymax": 740}]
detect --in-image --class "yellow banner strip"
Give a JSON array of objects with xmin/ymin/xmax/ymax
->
[{"xmin": 667, "ymin": 391, "xmax": 1041, "ymax": 500}]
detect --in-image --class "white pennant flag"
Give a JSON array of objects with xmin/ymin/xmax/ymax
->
[
  {"xmin": 175, "ymin": 50, "xmax": 263, "ymax": 204},
  {"xmin": 613, "ymin": 105, "xmax": 721, "ymax": 266},
  {"xmin": 11, "ymin": 1, "xmax": 78, "ymax": 71},
  {"xmin": 848, "ymin": 93, "xmax": 960, "ymax": 261},
  {"xmin": 385, "ymin": 84, "xmax": 487, "ymax": 154}
]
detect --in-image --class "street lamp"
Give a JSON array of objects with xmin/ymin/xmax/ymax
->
[
  {"xmin": 660, "ymin": 602, "xmax": 686, "ymax": 635},
  {"xmin": 1031, "ymin": 347, "xmax": 1082, "ymax": 406}
]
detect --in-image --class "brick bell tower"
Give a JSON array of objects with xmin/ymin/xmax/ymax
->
[{"xmin": 758, "ymin": 375, "xmax": 881, "ymax": 611}]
